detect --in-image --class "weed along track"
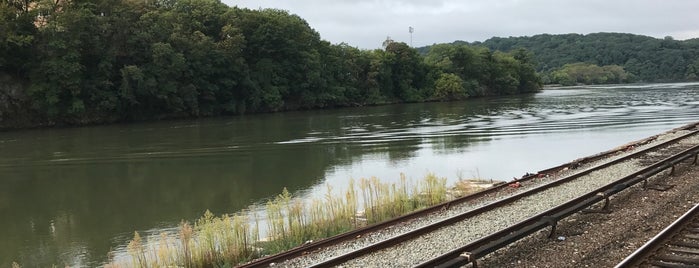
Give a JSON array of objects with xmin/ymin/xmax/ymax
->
[{"xmin": 239, "ymin": 122, "xmax": 699, "ymax": 267}]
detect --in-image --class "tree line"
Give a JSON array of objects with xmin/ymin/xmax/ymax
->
[
  {"xmin": 0, "ymin": 0, "xmax": 541, "ymax": 128},
  {"xmin": 446, "ymin": 33, "xmax": 699, "ymax": 84},
  {"xmin": 549, "ymin": 63, "xmax": 632, "ymax": 86}
]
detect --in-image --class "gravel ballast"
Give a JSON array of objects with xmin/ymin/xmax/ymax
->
[
  {"xmin": 274, "ymin": 129, "xmax": 697, "ymax": 267},
  {"xmin": 479, "ymin": 161, "xmax": 699, "ymax": 268}
]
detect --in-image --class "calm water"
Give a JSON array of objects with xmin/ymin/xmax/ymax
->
[{"xmin": 1, "ymin": 83, "xmax": 698, "ymax": 266}]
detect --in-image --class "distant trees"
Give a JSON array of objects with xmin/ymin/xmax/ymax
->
[
  {"xmin": 425, "ymin": 44, "xmax": 541, "ymax": 98},
  {"xmin": 433, "ymin": 73, "xmax": 467, "ymax": 100},
  {"xmin": 549, "ymin": 63, "xmax": 633, "ymax": 86},
  {"xmin": 0, "ymin": 0, "xmax": 541, "ymax": 128},
  {"xmin": 441, "ymin": 33, "xmax": 699, "ymax": 83},
  {"xmin": 0, "ymin": 0, "xmax": 36, "ymax": 75}
]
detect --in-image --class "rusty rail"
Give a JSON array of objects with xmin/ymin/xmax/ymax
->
[
  {"xmin": 300, "ymin": 131, "xmax": 699, "ymax": 267},
  {"xmin": 238, "ymin": 122, "xmax": 699, "ymax": 268},
  {"xmin": 415, "ymin": 144, "xmax": 699, "ymax": 268},
  {"xmin": 615, "ymin": 203, "xmax": 699, "ymax": 268}
]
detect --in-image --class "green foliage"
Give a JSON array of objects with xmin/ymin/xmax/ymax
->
[
  {"xmin": 463, "ymin": 33, "xmax": 699, "ymax": 83},
  {"xmin": 107, "ymin": 173, "xmax": 451, "ymax": 267},
  {"xmin": 550, "ymin": 63, "xmax": 633, "ymax": 85},
  {"xmin": 686, "ymin": 58, "xmax": 699, "ymax": 80},
  {"xmin": 0, "ymin": 0, "xmax": 36, "ymax": 74},
  {"xmin": 433, "ymin": 73, "xmax": 467, "ymax": 100},
  {"xmin": 424, "ymin": 43, "xmax": 541, "ymax": 97},
  {"xmin": 0, "ymin": 0, "xmax": 541, "ymax": 127}
]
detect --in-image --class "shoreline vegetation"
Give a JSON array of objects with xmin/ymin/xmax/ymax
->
[
  {"xmin": 102, "ymin": 174, "xmax": 497, "ymax": 267},
  {"xmin": 4, "ymin": 1, "xmax": 699, "ymax": 131},
  {"xmin": 422, "ymin": 33, "xmax": 699, "ymax": 85},
  {"xmin": 1, "ymin": 0, "xmax": 541, "ymax": 130}
]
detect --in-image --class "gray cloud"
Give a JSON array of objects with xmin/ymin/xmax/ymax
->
[{"xmin": 224, "ymin": 0, "xmax": 699, "ymax": 49}]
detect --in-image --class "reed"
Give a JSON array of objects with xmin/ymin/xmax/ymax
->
[
  {"xmin": 108, "ymin": 173, "xmax": 462, "ymax": 267},
  {"xmin": 359, "ymin": 173, "xmax": 447, "ymax": 223},
  {"xmin": 125, "ymin": 231, "xmax": 146, "ymax": 267},
  {"xmin": 180, "ymin": 221, "xmax": 193, "ymax": 267},
  {"xmin": 260, "ymin": 183, "xmax": 359, "ymax": 253}
]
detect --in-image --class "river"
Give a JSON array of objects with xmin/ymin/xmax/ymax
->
[{"xmin": 1, "ymin": 83, "xmax": 698, "ymax": 266}]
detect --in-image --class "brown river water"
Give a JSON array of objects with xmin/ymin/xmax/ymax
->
[{"xmin": 1, "ymin": 83, "xmax": 698, "ymax": 266}]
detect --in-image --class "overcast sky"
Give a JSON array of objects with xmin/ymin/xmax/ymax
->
[{"xmin": 222, "ymin": 0, "xmax": 699, "ymax": 49}]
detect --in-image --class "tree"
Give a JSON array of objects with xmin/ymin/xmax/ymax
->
[
  {"xmin": 0, "ymin": 0, "xmax": 546, "ymax": 128},
  {"xmin": 384, "ymin": 41, "xmax": 427, "ymax": 101},
  {"xmin": 0, "ymin": 0, "xmax": 37, "ymax": 75},
  {"xmin": 458, "ymin": 32, "xmax": 699, "ymax": 83},
  {"xmin": 433, "ymin": 73, "xmax": 466, "ymax": 100},
  {"xmin": 511, "ymin": 48, "xmax": 542, "ymax": 93},
  {"xmin": 233, "ymin": 8, "xmax": 325, "ymax": 111},
  {"xmin": 549, "ymin": 63, "xmax": 633, "ymax": 85},
  {"xmin": 685, "ymin": 59, "xmax": 699, "ymax": 80}
]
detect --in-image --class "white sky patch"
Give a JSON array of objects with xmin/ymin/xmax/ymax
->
[{"xmin": 224, "ymin": 0, "xmax": 699, "ymax": 49}]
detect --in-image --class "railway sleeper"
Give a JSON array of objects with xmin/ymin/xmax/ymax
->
[
  {"xmin": 243, "ymin": 132, "xmax": 699, "ymax": 268},
  {"xmin": 539, "ymin": 149, "xmax": 698, "ymax": 263},
  {"xmin": 672, "ymin": 240, "xmax": 699, "ymax": 249},
  {"xmin": 655, "ymin": 254, "xmax": 699, "ymax": 265},
  {"xmin": 668, "ymin": 247, "xmax": 699, "ymax": 255},
  {"xmin": 643, "ymin": 183, "xmax": 675, "ymax": 191},
  {"xmin": 428, "ymin": 144, "xmax": 699, "ymax": 268},
  {"xmin": 437, "ymin": 208, "xmax": 598, "ymax": 268},
  {"xmin": 650, "ymin": 260, "xmax": 698, "ymax": 268}
]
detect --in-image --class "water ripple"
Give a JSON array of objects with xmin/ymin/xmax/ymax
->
[{"xmin": 275, "ymin": 83, "xmax": 699, "ymax": 146}]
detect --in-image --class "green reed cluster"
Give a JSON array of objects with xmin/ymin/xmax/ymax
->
[
  {"xmin": 359, "ymin": 173, "xmax": 447, "ymax": 223},
  {"xmin": 108, "ymin": 173, "xmax": 451, "ymax": 267}
]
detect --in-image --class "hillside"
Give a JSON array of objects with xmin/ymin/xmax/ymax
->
[{"xmin": 420, "ymin": 33, "xmax": 699, "ymax": 83}]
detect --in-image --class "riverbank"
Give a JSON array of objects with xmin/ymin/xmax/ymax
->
[
  {"xmin": 1, "ymin": 1, "xmax": 542, "ymax": 131},
  {"xmin": 107, "ymin": 121, "xmax": 699, "ymax": 267},
  {"xmin": 105, "ymin": 174, "xmax": 472, "ymax": 267},
  {"xmin": 0, "ymin": 89, "xmax": 518, "ymax": 131},
  {"xmin": 2, "ymin": 84, "xmax": 698, "ymax": 267},
  {"xmin": 0, "ymin": 71, "xmax": 540, "ymax": 131}
]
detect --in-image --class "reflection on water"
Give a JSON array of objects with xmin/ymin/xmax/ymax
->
[{"xmin": 1, "ymin": 83, "xmax": 698, "ymax": 266}]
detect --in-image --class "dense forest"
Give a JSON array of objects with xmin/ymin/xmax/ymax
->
[
  {"xmin": 0, "ymin": 0, "xmax": 540, "ymax": 128},
  {"xmin": 421, "ymin": 33, "xmax": 699, "ymax": 84}
]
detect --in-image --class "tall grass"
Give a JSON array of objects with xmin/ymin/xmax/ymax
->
[
  {"xmin": 359, "ymin": 173, "xmax": 447, "ymax": 223},
  {"xmin": 107, "ymin": 173, "xmax": 455, "ymax": 267}
]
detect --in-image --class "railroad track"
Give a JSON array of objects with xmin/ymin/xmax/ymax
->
[
  {"xmin": 240, "ymin": 123, "xmax": 699, "ymax": 268},
  {"xmin": 615, "ymin": 203, "xmax": 699, "ymax": 268}
]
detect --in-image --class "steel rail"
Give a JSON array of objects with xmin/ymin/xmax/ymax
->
[
  {"xmin": 238, "ymin": 122, "xmax": 699, "ymax": 268},
  {"xmin": 303, "ymin": 131, "xmax": 699, "ymax": 267},
  {"xmin": 614, "ymin": 203, "xmax": 699, "ymax": 268},
  {"xmin": 415, "ymin": 143, "xmax": 699, "ymax": 268},
  {"xmin": 238, "ymin": 173, "xmax": 535, "ymax": 268}
]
